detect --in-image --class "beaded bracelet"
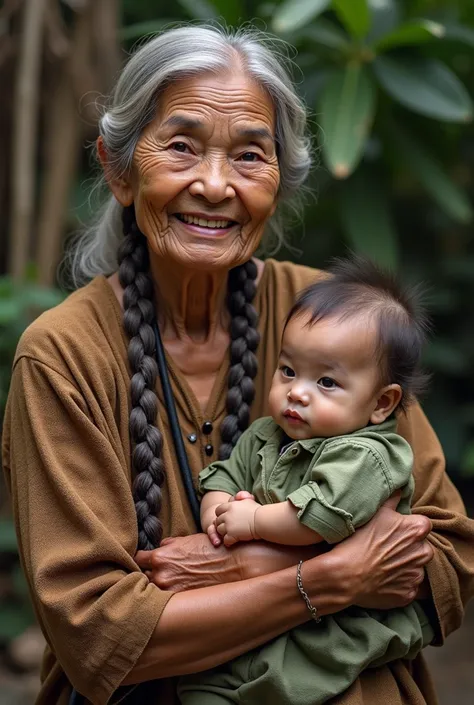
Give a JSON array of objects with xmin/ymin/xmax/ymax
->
[{"xmin": 296, "ymin": 560, "xmax": 321, "ymax": 623}]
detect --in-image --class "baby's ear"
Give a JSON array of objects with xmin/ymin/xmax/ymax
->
[{"xmin": 370, "ymin": 384, "xmax": 402, "ymax": 424}]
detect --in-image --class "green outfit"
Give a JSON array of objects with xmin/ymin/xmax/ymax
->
[{"xmin": 178, "ymin": 417, "xmax": 434, "ymax": 705}]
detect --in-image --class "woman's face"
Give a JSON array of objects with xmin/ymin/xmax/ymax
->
[{"xmin": 121, "ymin": 68, "xmax": 280, "ymax": 271}]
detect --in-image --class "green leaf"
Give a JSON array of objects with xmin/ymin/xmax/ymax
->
[
  {"xmin": 0, "ymin": 519, "xmax": 18, "ymax": 552},
  {"xmin": 176, "ymin": 0, "xmax": 218, "ymax": 20},
  {"xmin": 390, "ymin": 125, "xmax": 472, "ymax": 223},
  {"xmin": 374, "ymin": 20, "xmax": 446, "ymax": 53},
  {"xmin": 443, "ymin": 23, "xmax": 474, "ymax": 49},
  {"xmin": 332, "ymin": 0, "xmax": 370, "ymax": 39},
  {"xmin": 300, "ymin": 19, "xmax": 350, "ymax": 50},
  {"xmin": 373, "ymin": 56, "xmax": 473, "ymax": 123},
  {"xmin": 319, "ymin": 65, "xmax": 376, "ymax": 178},
  {"xmin": 272, "ymin": 0, "xmax": 331, "ymax": 34},
  {"xmin": 339, "ymin": 171, "xmax": 399, "ymax": 268},
  {"xmin": 367, "ymin": 0, "xmax": 400, "ymax": 42}
]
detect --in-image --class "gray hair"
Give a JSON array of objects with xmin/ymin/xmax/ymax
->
[{"xmin": 70, "ymin": 24, "xmax": 312, "ymax": 286}]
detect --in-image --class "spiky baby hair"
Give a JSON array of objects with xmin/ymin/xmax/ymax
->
[{"xmin": 286, "ymin": 256, "xmax": 431, "ymax": 413}]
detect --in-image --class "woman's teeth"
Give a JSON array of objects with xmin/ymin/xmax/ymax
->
[{"xmin": 177, "ymin": 214, "xmax": 233, "ymax": 228}]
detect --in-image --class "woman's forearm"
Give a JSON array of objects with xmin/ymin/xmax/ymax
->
[{"xmin": 122, "ymin": 551, "xmax": 345, "ymax": 684}]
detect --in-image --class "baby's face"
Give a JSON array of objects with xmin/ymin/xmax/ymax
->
[{"xmin": 268, "ymin": 312, "xmax": 386, "ymax": 440}]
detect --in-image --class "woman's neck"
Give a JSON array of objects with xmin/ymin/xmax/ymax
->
[{"xmin": 150, "ymin": 257, "xmax": 230, "ymax": 343}]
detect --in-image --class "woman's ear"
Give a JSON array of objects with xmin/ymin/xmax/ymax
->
[
  {"xmin": 96, "ymin": 136, "xmax": 134, "ymax": 207},
  {"xmin": 370, "ymin": 384, "xmax": 402, "ymax": 424}
]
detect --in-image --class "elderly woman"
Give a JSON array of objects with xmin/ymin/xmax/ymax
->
[{"xmin": 2, "ymin": 24, "xmax": 474, "ymax": 705}]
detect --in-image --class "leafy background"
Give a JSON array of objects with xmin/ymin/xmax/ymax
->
[{"xmin": 0, "ymin": 0, "xmax": 473, "ymax": 693}]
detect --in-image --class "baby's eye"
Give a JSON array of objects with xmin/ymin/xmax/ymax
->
[
  {"xmin": 239, "ymin": 152, "xmax": 261, "ymax": 162},
  {"xmin": 318, "ymin": 377, "xmax": 338, "ymax": 389},
  {"xmin": 170, "ymin": 141, "xmax": 190, "ymax": 153},
  {"xmin": 281, "ymin": 365, "xmax": 295, "ymax": 378}
]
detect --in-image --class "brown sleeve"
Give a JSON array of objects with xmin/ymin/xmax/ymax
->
[
  {"xmin": 3, "ymin": 356, "xmax": 173, "ymax": 704},
  {"xmin": 397, "ymin": 403, "xmax": 474, "ymax": 644}
]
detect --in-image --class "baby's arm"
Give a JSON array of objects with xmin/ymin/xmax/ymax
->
[{"xmin": 214, "ymin": 498, "xmax": 324, "ymax": 546}]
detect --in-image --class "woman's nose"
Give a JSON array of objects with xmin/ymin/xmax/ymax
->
[{"xmin": 188, "ymin": 156, "xmax": 236, "ymax": 202}]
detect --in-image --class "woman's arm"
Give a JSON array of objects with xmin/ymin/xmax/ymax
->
[{"xmin": 123, "ymin": 550, "xmax": 343, "ymax": 683}]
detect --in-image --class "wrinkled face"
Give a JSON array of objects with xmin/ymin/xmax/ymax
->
[
  {"xmin": 125, "ymin": 68, "xmax": 280, "ymax": 271},
  {"xmin": 268, "ymin": 312, "xmax": 385, "ymax": 440}
]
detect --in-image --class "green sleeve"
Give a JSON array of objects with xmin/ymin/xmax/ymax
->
[
  {"xmin": 287, "ymin": 435, "xmax": 414, "ymax": 544},
  {"xmin": 198, "ymin": 423, "xmax": 261, "ymax": 498}
]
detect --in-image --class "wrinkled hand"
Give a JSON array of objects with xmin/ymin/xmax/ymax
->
[
  {"xmin": 135, "ymin": 533, "xmax": 244, "ymax": 592},
  {"xmin": 330, "ymin": 493, "xmax": 434, "ymax": 609},
  {"xmin": 215, "ymin": 498, "xmax": 261, "ymax": 547}
]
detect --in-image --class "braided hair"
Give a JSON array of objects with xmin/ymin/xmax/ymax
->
[{"xmin": 119, "ymin": 205, "xmax": 260, "ymax": 550}]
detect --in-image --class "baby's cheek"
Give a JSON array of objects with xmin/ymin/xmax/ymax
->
[{"xmin": 267, "ymin": 384, "xmax": 280, "ymax": 418}]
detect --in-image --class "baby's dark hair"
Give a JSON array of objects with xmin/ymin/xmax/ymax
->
[{"xmin": 286, "ymin": 255, "xmax": 431, "ymax": 413}]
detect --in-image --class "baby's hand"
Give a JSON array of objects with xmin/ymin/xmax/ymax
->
[{"xmin": 214, "ymin": 498, "xmax": 261, "ymax": 547}]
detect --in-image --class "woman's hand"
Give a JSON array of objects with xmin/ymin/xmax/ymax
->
[
  {"xmin": 329, "ymin": 493, "xmax": 434, "ymax": 609},
  {"xmin": 135, "ymin": 534, "xmax": 245, "ymax": 591}
]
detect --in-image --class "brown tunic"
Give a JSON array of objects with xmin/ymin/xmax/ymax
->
[{"xmin": 2, "ymin": 258, "xmax": 474, "ymax": 705}]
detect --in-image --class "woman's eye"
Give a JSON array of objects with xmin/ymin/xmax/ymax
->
[
  {"xmin": 239, "ymin": 152, "xmax": 260, "ymax": 162},
  {"xmin": 281, "ymin": 365, "xmax": 295, "ymax": 378},
  {"xmin": 170, "ymin": 142, "xmax": 189, "ymax": 153},
  {"xmin": 318, "ymin": 377, "xmax": 338, "ymax": 389}
]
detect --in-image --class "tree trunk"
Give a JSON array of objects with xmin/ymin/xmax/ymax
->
[
  {"xmin": 9, "ymin": 0, "xmax": 47, "ymax": 280},
  {"xmin": 36, "ymin": 3, "xmax": 93, "ymax": 287}
]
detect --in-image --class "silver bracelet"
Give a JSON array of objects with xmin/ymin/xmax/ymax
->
[{"xmin": 296, "ymin": 560, "xmax": 321, "ymax": 623}]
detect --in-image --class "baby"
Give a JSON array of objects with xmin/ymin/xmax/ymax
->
[{"xmin": 178, "ymin": 256, "xmax": 434, "ymax": 705}]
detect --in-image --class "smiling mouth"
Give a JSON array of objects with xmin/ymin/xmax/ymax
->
[{"xmin": 174, "ymin": 213, "xmax": 237, "ymax": 229}]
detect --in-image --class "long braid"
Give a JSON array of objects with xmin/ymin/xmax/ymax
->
[
  {"xmin": 118, "ymin": 205, "xmax": 165, "ymax": 550},
  {"xmin": 219, "ymin": 260, "xmax": 260, "ymax": 459}
]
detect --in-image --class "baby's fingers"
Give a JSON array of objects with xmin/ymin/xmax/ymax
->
[
  {"xmin": 207, "ymin": 524, "xmax": 221, "ymax": 547},
  {"xmin": 224, "ymin": 534, "xmax": 239, "ymax": 547},
  {"xmin": 233, "ymin": 491, "xmax": 255, "ymax": 502}
]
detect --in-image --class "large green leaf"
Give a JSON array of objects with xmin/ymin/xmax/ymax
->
[
  {"xmin": 332, "ymin": 0, "xmax": 370, "ymax": 39},
  {"xmin": 272, "ymin": 0, "xmax": 331, "ymax": 34},
  {"xmin": 390, "ymin": 125, "xmax": 473, "ymax": 224},
  {"xmin": 374, "ymin": 20, "xmax": 445, "ymax": 53},
  {"xmin": 338, "ymin": 171, "xmax": 399, "ymax": 268},
  {"xmin": 373, "ymin": 56, "xmax": 473, "ymax": 123},
  {"xmin": 300, "ymin": 18, "xmax": 350, "ymax": 50},
  {"xmin": 443, "ymin": 23, "xmax": 474, "ymax": 48},
  {"xmin": 319, "ymin": 65, "xmax": 376, "ymax": 178},
  {"xmin": 367, "ymin": 0, "xmax": 400, "ymax": 42}
]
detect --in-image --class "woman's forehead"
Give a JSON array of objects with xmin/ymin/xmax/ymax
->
[{"xmin": 156, "ymin": 69, "xmax": 276, "ymax": 129}]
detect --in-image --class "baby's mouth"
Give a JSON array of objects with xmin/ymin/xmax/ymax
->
[{"xmin": 284, "ymin": 409, "xmax": 305, "ymax": 422}]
